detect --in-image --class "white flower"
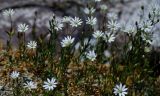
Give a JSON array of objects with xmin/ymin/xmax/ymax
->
[
  {"xmin": 113, "ymin": 83, "xmax": 128, "ymax": 96},
  {"xmin": 107, "ymin": 13, "xmax": 118, "ymax": 20},
  {"xmin": 104, "ymin": 32, "xmax": 116, "ymax": 43},
  {"xmin": 43, "ymin": 78, "xmax": 58, "ymax": 91},
  {"xmin": 107, "ymin": 20, "xmax": 120, "ymax": 31},
  {"xmin": 61, "ymin": 36, "xmax": 75, "ymax": 47},
  {"xmin": 10, "ymin": 71, "xmax": 20, "ymax": 79},
  {"xmin": 93, "ymin": 30, "xmax": 104, "ymax": 39},
  {"xmin": 62, "ymin": 16, "xmax": 71, "ymax": 23},
  {"xmin": 3, "ymin": 9, "xmax": 15, "ymax": 17},
  {"xmin": 27, "ymin": 41, "xmax": 37, "ymax": 49},
  {"xmin": 70, "ymin": 17, "xmax": 83, "ymax": 27},
  {"xmin": 140, "ymin": 20, "xmax": 153, "ymax": 32},
  {"xmin": 86, "ymin": 16, "xmax": 97, "ymax": 26},
  {"xmin": 53, "ymin": 18, "xmax": 63, "ymax": 31},
  {"xmin": 86, "ymin": 50, "xmax": 97, "ymax": 61},
  {"xmin": 84, "ymin": 7, "xmax": 96, "ymax": 15},
  {"xmin": 108, "ymin": 34, "xmax": 116, "ymax": 43},
  {"xmin": 124, "ymin": 25, "xmax": 136, "ymax": 34},
  {"xmin": 17, "ymin": 23, "xmax": 29, "ymax": 32},
  {"xmin": 24, "ymin": 81, "xmax": 37, "ymax": 90},
  {"xmin": 100, "ymin": 4, "xmax": 108, "ymax": 11}
]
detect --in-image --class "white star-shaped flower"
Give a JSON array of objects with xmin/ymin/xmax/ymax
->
[
  {"xmin": 107, "ymin": 20, "xmax": 120, "ymax": 31},
  {"xmin": 10, "ymin": 71, "xmax": 20, "ymax": 79},
  {"xmin": 92, "ymin": 30, "xmax": 104, "ymax": 39},
  {"xmin": 86, "ymin": 16, "xmax": 97, "ymax": 26},
  {"xmin": 113, "ymin": 83, "xmax": 128, "ymax": 96},
  {"xmin": 86, "ymin": 50, "xmax": 97, "ymax": 61},
  {"xmin": 17, "ymin": 23, "xmax": 29, "ymax": 32},
  {"xmin": 61, "ymin": 36, "xmax": 75, "ymax": 47},
  {"xmin": 3, "ymin": 9, "xmax": 15, "ymax": 17},
  {"xmin": 70, "ymin": 17, "xmax": 83, "ymax": 27},
  {"xmin": 24, "ymin": 81, "xmax": 37, "ymax": 90},
  {"xmin": 27, "ymin": 41, "xmax": 37, "ymax": 49},
  {"xmin": 43, "ymin": 78, "xmax": 58, "ymax": 91}
]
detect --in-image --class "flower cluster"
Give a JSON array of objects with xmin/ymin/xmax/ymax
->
[
  {"xmin": 0, "ymin": 0, "xmax": 159, "ymax": 95},
  {"xmin": 10, "ymin": 71, "xmax": 57, "ymax": 91}
]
